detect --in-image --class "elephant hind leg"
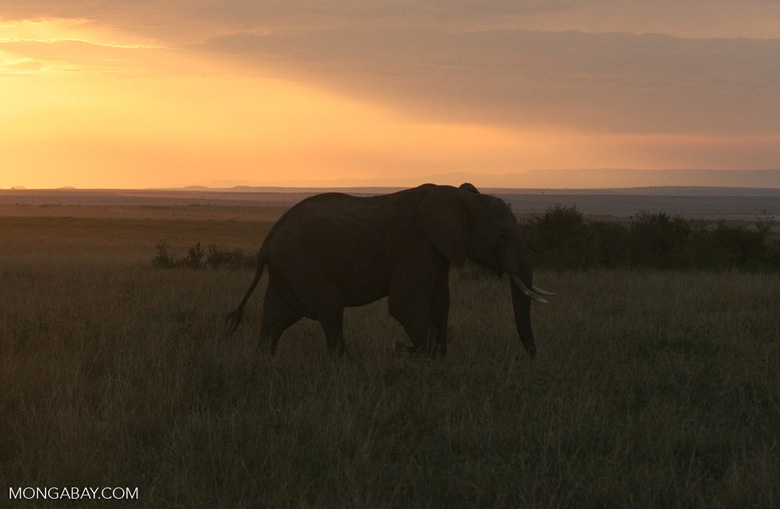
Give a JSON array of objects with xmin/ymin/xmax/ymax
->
[
  {"xmin": 319, "ymin": 310, "xmax": 346, "ymax": 358},
  {"xmin": 259, "ymin": 281, "xmax": 302, "ymax": 354},
  {"xmin": 430, "ymin": 264, "xmax": 450, "ymax": 357}
]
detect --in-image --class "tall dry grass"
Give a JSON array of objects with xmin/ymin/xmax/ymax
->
[{"xmin": 1, "ymin": 257, "xmax": 779, "ymax": 507}]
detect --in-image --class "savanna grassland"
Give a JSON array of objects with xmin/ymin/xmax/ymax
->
[{"xmin": 1, "ymin": 203, "xmax": 779, "ymax": 507}]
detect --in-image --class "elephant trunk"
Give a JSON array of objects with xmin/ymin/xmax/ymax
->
[
  {"xmin": 510, "ymin": 275, "xmax": 536, "ymax": 359},
  {"xmin": 509, "ymin": 272, "xmax": 553, "ymax": 358}
]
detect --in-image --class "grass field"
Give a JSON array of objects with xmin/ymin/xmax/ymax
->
[
  {"xmin": 1, "ymin": 207, "xmax": 779, "ymax": 507},
  {"xmin": 0, "ymin": 205, "xmax": 275, "ymax": 262}
]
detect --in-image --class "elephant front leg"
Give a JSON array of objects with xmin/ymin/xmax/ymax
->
[
  {"xmin": 389, "ymin": 257, "xmax": 450, "ymax": 358},
  {"xmin": 390, "ymin": 318, "xmax": 448, "ymax": 358}
]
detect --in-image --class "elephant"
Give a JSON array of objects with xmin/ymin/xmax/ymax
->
[{"xmin": 226, "ymin": 183, "xmax": 552, "ymax": 358}]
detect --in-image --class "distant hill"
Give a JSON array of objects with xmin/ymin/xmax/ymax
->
[
  {"xmin": 209, "ymin": 169, "xmax": 780, "ymax": 190},
  {"xmin": 2, "ymin": 185, "xmax": 778, "ymax": 219}
]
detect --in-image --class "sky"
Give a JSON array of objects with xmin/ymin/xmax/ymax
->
[{"xmin": 1, "ymin": 1, "xmax": 779, "ymax": 189}]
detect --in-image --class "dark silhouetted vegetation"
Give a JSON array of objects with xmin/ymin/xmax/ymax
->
[
  {"xmin": 153, "ymin": 241, "xmax": 256, "ymax": 269},
  {"xmin": 186, "ymin": 242, "xmax": 205, "ymax": 268},
  {"xmin": 152, "ymin": 206, "xmax": 778, "ymax": 273},
  {"xmin": 152, "ymin": 240, "xmax": 178, "ymax": 268},
  {"xmin": 521, "ymin": 205, "xmax": 779, "ymax": 271}
]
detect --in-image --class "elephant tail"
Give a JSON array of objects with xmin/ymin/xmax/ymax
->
[{"xmin": 225, "ymin": 254, "xmax": 265, "ymax": 336}]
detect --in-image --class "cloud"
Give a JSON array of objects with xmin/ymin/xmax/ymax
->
[
  {"xmin": 2, "ymin": 0, "xmax": 779, "ymax": 176},
  {"xmin": 0, "ymin": 39, "xmax": 163, "ymax": 75},
  {"xmin": 5, "ymin": 2, "xmax": 778, "ymax": 136},
  {"xmin": 4, "ymin": 1, "xmax": 780, "ymax": 38},
  {"xmin": 198, "ymin": 29, "xmax": 780, "ymax": 136}
]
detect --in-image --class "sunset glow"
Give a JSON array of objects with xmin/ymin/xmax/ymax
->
[{"xmin": 2, "ymin": 3, "xmax": 779, "ymax": 189}]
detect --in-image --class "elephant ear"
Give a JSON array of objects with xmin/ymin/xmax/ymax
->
[{"xmin": 416, "ymin": 187, "xmax": 470, "ymax": 267}]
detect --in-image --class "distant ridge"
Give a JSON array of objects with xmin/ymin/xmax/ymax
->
[
  {"xmin": 2, "ymin": 185, "xmax": 778, "ymax": 219},
  {"xmin": 208, "ymin": 169, "xmax": 780, "ymax": 190}
]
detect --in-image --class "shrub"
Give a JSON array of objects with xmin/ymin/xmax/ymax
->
[
  {"xmin": 630, "ymin": 211, "xmax": 691, "ymax": 268},
  {"xmin": 765, "ymin": 238, "xmax": 780, "ymax": 269},
  {"xmin": 151, "ymin": 242, "xmax": 258, "ymax": 270},
  {"xmin": 531, "ymin": 204, "xmax": 588, "ymax": 269},
  {"xmin": 205, "ymin": 244, "xmax": 228, "ymax": 269},
  {"xmin": 153, "ymin": 242, "xmax": 255, "ymax": 270},
  {"xmin": 521, "ymin": 205, "xmax": 778, "ymax": 272},
  {"xmin": 206, "ymin": 245, "xmax": 256, "ymax": 270},
  {"xmin": 152, "ymin": 240, "xmax": 178, "ymax": 269},
  {"xmin": 696, "ymin": 221, "xmax": 767, "ymax": 270},
  {"xmin": 536, "ymin": 204, "xmax": 585, "ymax": 244},
  {"xmin": 186, "ymin": 242, "xmax": 205, "ymax": 269},
  {"xmin": 587, "ymin": 220, "xmax": 631, "ymax": 268}
]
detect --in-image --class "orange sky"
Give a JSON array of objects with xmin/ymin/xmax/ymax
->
[{"xmin": 1, "ymin": 4, "xmax": 779, "ymax": 189}]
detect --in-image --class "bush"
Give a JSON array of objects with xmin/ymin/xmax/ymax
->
[
  {"xmin": 630, "ymin": 211, "xmax": 691, "ymax": 268},
  {"xmin": 587, "ymin": 220, "xmax": 631, "ymax": 268},
  {"xmin": 153, "ymin": 242, "xmax": 256, "ymax": 270},
  {"xmin": 152, "ymin": 240, "xmax": 178, "ymax": 269},
  {"xmin": 693, "ymin": 220, "xmax": 769, "ymax": 269},
  {"xmin": 186, "ymin": 242, "xmax": 205, "ymax": 269},
  {"xmin": 206, "ymin": 244, "xmax": 256, "ymax": 270},
  {"xmin": 537, "ymin": 204, "xmax": 585, "ymax": 241},
  {"xmin": 522, "ymin": 205, "xmax": 777, "ymax": 272},
  {"xmin": 766, "ymin": 238, "xmax": 780, "ymax": 269},
  {"xmin": 530, "ymin": 205, "xmax": 589, "ymax": 269}
]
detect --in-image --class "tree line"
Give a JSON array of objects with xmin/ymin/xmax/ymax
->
[
  {"xmin": 521, "ymin": 205, "xmax": 779, "ymax": 271},
  {"xmin": 153, "ymin": 205, "xmax": 779, "ymax": 272}
]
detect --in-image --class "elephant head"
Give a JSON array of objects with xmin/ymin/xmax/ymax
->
[{"xmin": 417, "ymin": 183, "xmax": 552, "ymax": 357}]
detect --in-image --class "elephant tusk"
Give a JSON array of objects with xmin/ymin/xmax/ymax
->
[
  {"xmin": 511, "ymin": 274, "xmax": 549, "ymax": 304},
  {"xmin": 531, "ymin": 285, "xmax": 555, "ymax": 297}
]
